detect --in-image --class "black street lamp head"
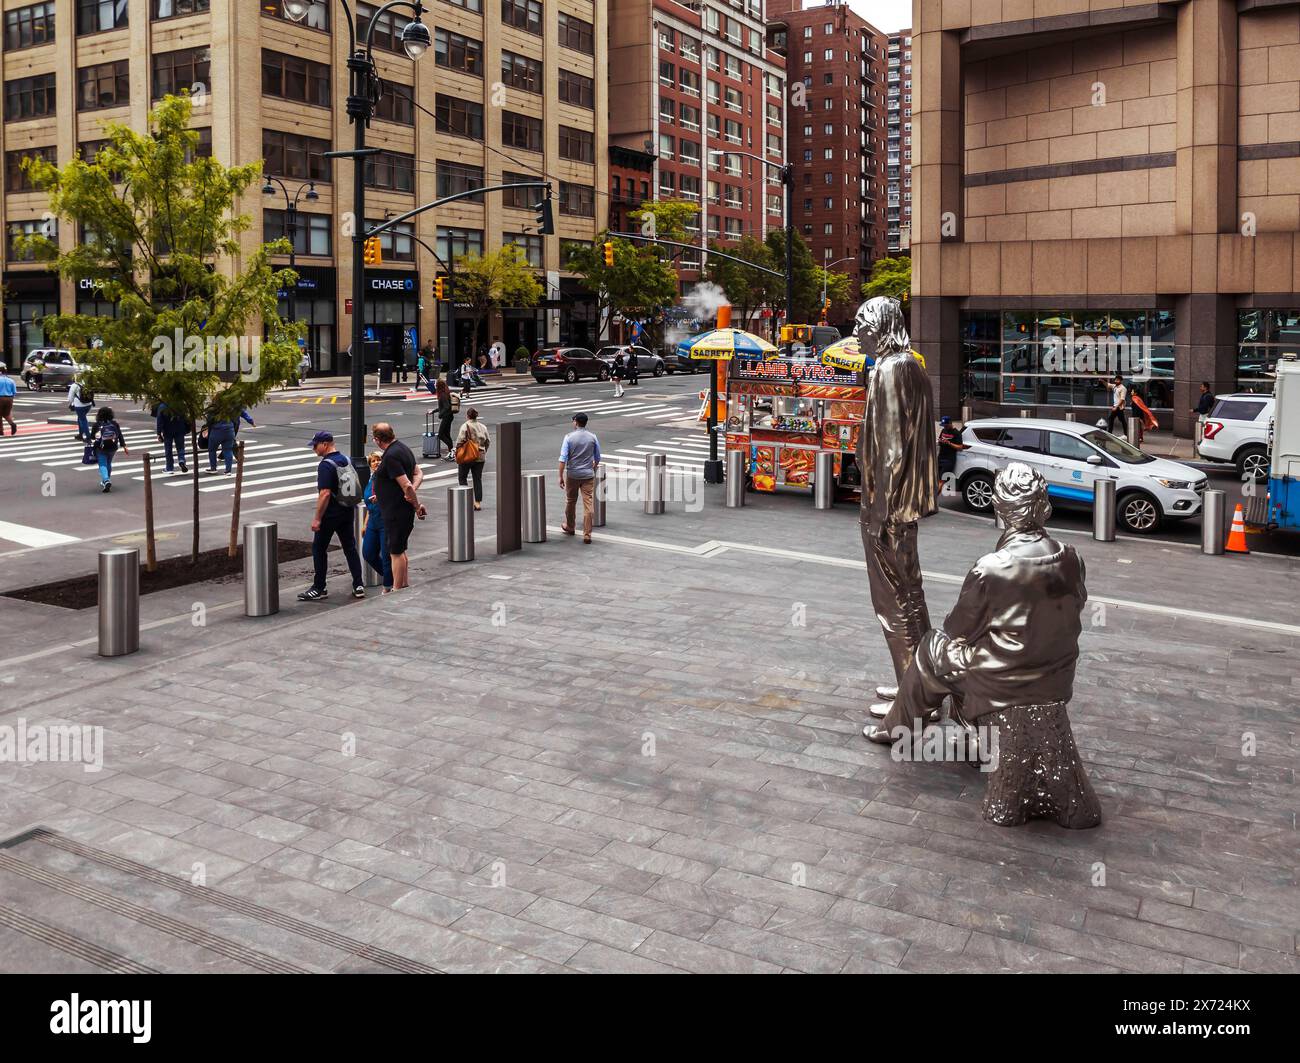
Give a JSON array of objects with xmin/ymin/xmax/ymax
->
[
  {"xmin": 401, "ymin": 18, "xmax": 432, "ymax": 60},
  {"xmin": 262, "ymin": 180, "xmax": 275, "ymax": 195},
  {"xmin": 305, "ymin": 183, "xmax": 319, "ymax": 201}
]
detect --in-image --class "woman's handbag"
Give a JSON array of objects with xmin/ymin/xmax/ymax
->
[
  {"xmin": 82, "ymin": 443, "xmax": 96, "ymax": 465},
  {"xmin": 454, "ymin": 433, "xmax": 481, "ymax": 465}
]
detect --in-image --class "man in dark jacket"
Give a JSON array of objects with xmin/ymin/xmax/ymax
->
[
  {"xmin": 155, "ymin": 402, "xmax": 190, "ymax": 474},
  {"xmin": 1191, "ymin": 381, "xmax": 1215, "ymax": 418}
]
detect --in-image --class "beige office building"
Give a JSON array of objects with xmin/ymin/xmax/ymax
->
[
  {"xmin": 912, "ymin": 0, "xmax": 1300, "ymax": 434},
  {"xmin": 1, "ymin": 0, "xmax": 607, "ymax": 372}
]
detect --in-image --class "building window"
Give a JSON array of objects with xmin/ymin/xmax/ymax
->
[
  {"xmin": 78, "ymin": 60, "xmax": 130, "ymax": 110},
  {"xmin": 679, "ymin": 140, "xmax": 700, "ymax": 165},
  {"xmin": 152, "ymin": 47, "xmax": 210, "ymax": 100},
  {"xmin": 4, "ymin": 146, "xmax": 55, "ymax": 192},
  {"xmin": 501, "ymin": 171, "xmax": 541, "ymax": 209},
  {"xmin": 558, "ymin": 181, "xmax": 594, "ymax": 217},
  {"xmin": 262, "ymin": 50, "xmax": 330, "ymax": 107},
  {"xmin": 365, "ymin": 150, "xmax": 414, "ymax": 192},
  {"xmin": 435, "ymin": 28, "xmax": 482, "ymax": 75},
  {"xmin": 263, "ymin": 209, "xmax": 332, "ymax": 256},
  {"xmin": 262, "ymin": 0, "xmax": 328, "ymax": 28},
  {"xmin": 679, "ymin": 69, "xmax": 700, "ymax": 97},
  {"xmin": 679, "ymin": 103, "xmax": 700, "ymax": 131},
  {"xmin": 374, "ymin": 83, "xmax": 414, "ymax": 124},
  {"xmin": 658, "ymin": 170, "xmax": 674, "ymax": 196},
  {"xmin": 263, "ymin": 129, "xmax": 332, "ymax": 182},
  {"xmin": 436, "ymin": 225, "xmax": 483, "ymax": 263},
  {"xmin": 441, "ymin": 0, "xmax": 480, "ymax": 11},
  {"xmin": 501, "ymin": 110, "xmax": 542, "ymax": 152},
  {"xmin": 153, "ymin": 0, "xmax": 208, "ymax": 18},
  {"xmin": 557, "ymin": 68, "xmax": 594, "ymax": 108},
  {"xmin": 4, "ymin": 3, "xmax": 56, "ymax": 50},
  {"xmin": 659, "ymin": 60, "xmax": 674, "ymax": 88},
  {"xmin": 505, "ymin": 232, "xmax": 542, "ymax": 267},
  {"xmin": 557, "ymin": 11, "xmax": 593, "ymax": 54},
  {"xmin": 659, "ymin": 133, "xmax": 674, "ymax": 160},
  {"xmin": 7, "ymin": 219, "xmax": 55, "ymax": 260},
  {"xmin": 76, "ymin": 0, "xmax": 127, "ymax": 35},
  {"xmin": 500, "ymin": 0, "xmax": 541, "ymax": 35},
  {"xmin": 4, "ymin": 73, "xmax": 56, "ymax": 119},
  {"xmin": 435, "ymin": 93, "xmax": 484, "ymax": 140},
  {"xmin": 1237, "ymin": 310, "xmax": 1300, "ymax": 391},
  {"xmin": 659, "ymin": 97, "xmax": 675, "ymax": 124},
  {"xmin": 357, "ymin": 2, "xmax": 405, "ymax": 53},
  {"xmin": 436, "ymin": 160, "xmax": 484, "ymax": 202},
  {"xmin": 368, "ymin": 219, "xmax": 415, "ymax": 261},
  {"xmin": 558, "ymin": 125, "xmax": 594, "ymax": 163},
  {"xmin": 501, "ymin": 50, "xmax": 542, "ymax": 93}
]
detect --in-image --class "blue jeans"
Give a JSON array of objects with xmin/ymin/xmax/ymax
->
[
  {"xmin": 208, "ymin": 425, "xmax": 235, "ymax": 471},
  {"xmin": 96, "ymin": 450, "xmax": 114, "ymax": 484},
  {"xmin": 163, "ymin": 430, "xmax": 188, "ymax": 471},
  {"xmin": 361, "ymin": 515, "xmax": 393, "ymax": 588},
  {"xmin": 312, "ymin": 512, "xmax": 363, "ymax": 592},
  {"xmin": 74, "ymin": 407, "xmax": 90, "ymax": 438}
]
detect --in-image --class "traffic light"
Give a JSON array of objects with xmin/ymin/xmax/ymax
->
[
  {"xmin": 434, "ymin": 276, "xmax": 445, "ymax": 300},
  {"xmin": 602, "ymin": 240, "xmax": 615, "ymax": 267},
  {"xmin": 363, "ymin": 236, "xmax": 381, "ymax": 265},
  {"xmin": 535, "ymin": 196, "xmax": 554, "ymax": 236}
]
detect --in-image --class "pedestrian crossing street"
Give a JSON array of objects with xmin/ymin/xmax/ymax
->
[
  {"xmin": 403, "ymin": 385, "xmax": 692, "ymax": 422},
  {"xmin": 0, "ymin": 426, "xmax": 460, "ymax": 507}
]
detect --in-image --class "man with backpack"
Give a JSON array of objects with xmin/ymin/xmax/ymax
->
[
  {"xmin": 370, "ymin": 422, "xmax": 425, "ymax": 591},
  {"xmin": 299, "ymin": 430, "xmax": 365, "ymax": 602},
  {"xmin": 68, "ymin": 376, "xmax": 95, "ymax": 440}
]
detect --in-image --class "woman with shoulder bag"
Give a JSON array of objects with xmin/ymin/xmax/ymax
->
[
  {"xmin": 454, "ymin": 407, "xmax": 490, "ymax": 510},
  {"xmin": 436, "ymin": 374, "xmax": 456, "ymax": 461}
]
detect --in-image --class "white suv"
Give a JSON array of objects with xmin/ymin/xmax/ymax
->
[
  {"xmin": 954, "ymin": 418, "xmax": 1207, "ymax": 534},
  {"xmin": 1196, "ymin": 394, "xmax": 1273, "ymax": 481}
]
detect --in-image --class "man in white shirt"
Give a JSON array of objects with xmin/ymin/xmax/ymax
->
[
  {"xmin": 1106, "ymin": 374, "xmax": 1128, "ymax": 435},
  {"xmin": 488, "ymin": 337, "xmax": 506, "ymax": 370}
]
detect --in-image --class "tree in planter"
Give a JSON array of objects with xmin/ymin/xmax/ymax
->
[
  {"xmin": 452, "ymin": 246, "xmax": 543, "ymax": 366},
  {"xmin": 21, "ymin": 94, "xmax": 300, "ymax": 564},
  {"xmin": 862, "ymin": 255, "xmax": 912, "ymax": 308},
  {"xmin": 704, "ymin": 235, "xmax": 780, "ymax": 335}
]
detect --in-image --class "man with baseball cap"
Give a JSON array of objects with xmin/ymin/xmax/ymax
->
[{"xmin": 300, "ymin": 430, "xmax": 365, "ymax": 602}]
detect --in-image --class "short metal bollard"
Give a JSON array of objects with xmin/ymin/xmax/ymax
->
[
  {"xmin": 355, "ymin": 508, "xmax": 382, "ymax": 587},
  {"xmin": 448, "ymin": 485, "xmax": 474, "ymax": 561},
  {"xmin": 645, "ymin": 453, "xmax": 666, "ymax": 514},
  {"xmin": 98, "ymin": 548, "xmax": 140, "ymax": 657},
  {"xmin": 1064, "ymin": 411, "xmax": 1076, "ymax": 422},
  {"xmin": 725, "ymin": 449, "xmax": 746, "ymax": 508},
  {"xmin": 1093, "ymin": 478, "xmax": 1117, "ymax": 541},
  {"xmin": 593, "ymin": 465, "xmax": 607, "ymax": 527},
  {"xmin": 960, "ymin": 404, "xmax": 972, "ymax": 424},
  {"xmin": 522, "ymin": 472, "xmax": 547, "ymax": 542},
  {"xmin": 813, "ymin": 451, "xmax": 835, "ymax": 509},
  {"xmin": 1201, "ymin": 489, "xmax": 1226, "ymax": 555},
  {"xmin": 244, "ymin": 521, "xmax": 280, "ymax": 617},
  {"xmin": 1126, "ymin": 417, "xmax": 1141, "ymax": 447},
  {"xmin": 1020, "ymin": 408, "xmax": 1032, "ymax": 418}
]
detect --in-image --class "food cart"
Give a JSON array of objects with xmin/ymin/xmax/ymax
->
[{"xmin": 724, "ymin": 354, "xmax": 868, "ymax": 499}]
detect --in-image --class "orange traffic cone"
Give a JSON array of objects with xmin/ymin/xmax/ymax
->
[{"xmin": 1225, "ymin": 503, "xmax": 1249, "ymax": 554}]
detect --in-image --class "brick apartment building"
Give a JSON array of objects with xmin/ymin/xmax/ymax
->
[
  {"xmin": 608, "ymin": 0, "xmax": 786, "ymax": 302},
  {"xmin": 886, "ymin": 27, "xmax": 912, "ymax": 253},
  {"xmin": 0, "ymin": 0, "xmax": 609, "ymax": 372},
  {"xmin": 766, "ymin": 0, "xmax": 888, "ymax": 314}
]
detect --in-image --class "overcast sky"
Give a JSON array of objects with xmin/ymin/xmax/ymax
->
[{"xmin": 844, "ymin": 0, "xmax": 913, "ymax": 34}]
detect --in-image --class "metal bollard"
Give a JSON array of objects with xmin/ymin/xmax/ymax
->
[
  {"xmin": 522, "ymin": 472, "xmax": 547, "ymax": 542},
  {"xmin": 813, "ymin": 451, "xmax": 835, "ymax": 509},
  {"xmin": 1065, "ymin": 411, "xmax": 1076, "ymax": 422},
  {"xmin": 448, "ymin": 485, "xmax": 474, "ymax": 561},
  {"xmin": 1126, "ymin": 417, "xmax": 1141, "ymax": 447},
  {"xmin": 961, "ymin": 404, "xmax": 972, "ymax": 424},
  {"xmin": 1093, "ymin": 478, "xmax": 1117, "ymax": 541},
  {"xmin": 355, "ymin": 508, "xmax": 382, "ymax": 587},
  {"xmin": 725, "ymin": 449, "xmax": 746, "ymax": 508},
  {"xmin": 244, "ymin": 521, "xmax": 280, "ymax": 616},
  {"xmin": 593, "ymin": 465, "xmax": 607, "ymax": 527},
  {"xmin": 1020, "ymin": 408, "xmax": 1032, "ymax": 418},
  {"xmin": 1201, "ymin": 489, "xmax": 1226, "ymax": 555},
  {"xmin": 645, "ymin": 453, "xmax": 666, "ymax": 514},
  {"xmin": 98, "ymin": 548, "xmax": 139, "ymax": 657}
]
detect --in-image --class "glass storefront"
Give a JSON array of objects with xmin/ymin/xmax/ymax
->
[
  {"xmin": 1237, "ymin": 310, "xmax": 1300, "ymax": 392},
  {"xmin": 275, "ymin": 267, "xmax": 336, "ymax": 375},
  {"xmin": 3, "ymin": 272, "xmax": 59, "ymax": 369},
  {"xmin": 961, "ymin": 309, "xmax": 1175, "ymax": 409}
]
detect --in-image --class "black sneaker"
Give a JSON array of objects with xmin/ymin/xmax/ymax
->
[
  {"xmin": 297, "ymin": 588, "xmax": 328, "ymax": 602},
  {"xmin": 352, "ymin": 585, "xmax": 365, "ymax": 599},
  {"xmin": 101, "ymin": 481, "xmax": 111, "ymax": 493}
]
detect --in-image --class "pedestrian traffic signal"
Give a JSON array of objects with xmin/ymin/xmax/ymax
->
[
  {"xmin": 363, "ymin": 236, "xmax": 382, "ymax": 265},
  {"xmin": 536, "ymin": 196, "xmax": 554, "ymax": 236},
  {"xmin": 434, "ymin": 276, "xmax": 446, "ymax": 299},
  {"xmin": 602, "ymin": 241, "xmax": 615, "ymax": 267}
]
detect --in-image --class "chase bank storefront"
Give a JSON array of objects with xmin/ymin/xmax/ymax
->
[{"xmin": 363, "ymin": 269, "xmax": 419, "ymax": 368}]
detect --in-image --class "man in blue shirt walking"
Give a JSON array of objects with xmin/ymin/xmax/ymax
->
[
  {"xmin": 558, "ymin": 412, "xmax": 601, "ymax": 544},
  {"xmin": 0, "ymin": 366, "xmax": 16, "ymax": 435}
]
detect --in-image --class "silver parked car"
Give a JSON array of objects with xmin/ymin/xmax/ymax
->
[{"xmin": 21, "ymin": 348, "xmax": 81, "ymax": 391}]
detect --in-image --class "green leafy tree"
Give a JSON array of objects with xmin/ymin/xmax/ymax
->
[
  {"xmin": 862, "ymin": 255, "xmax": 912, "ymax": 307},
  {"xmin": 704, "ymin": 235, "xmax": 779, "ymax": 333},
  {"xmin": 453, "ymin": 245, "xmax": 542, "ymax": 360},
  {"xmin": 814, "ymin": 267, "xmax": 855, "ymax": 321},
  {"xmin": 21, "ymin": 94, "xmax": 300, "ymax": 563},
  {"xmin": 765, "ymin": 227, "xmax": 822, "ymax": 325}
]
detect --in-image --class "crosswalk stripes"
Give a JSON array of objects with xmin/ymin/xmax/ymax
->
[
  {"xmin": 442, "ymin": 391, "xmax": 690, "ymax": 420},
  {"xmin": 601, "ymin": 436, "xmax": 713, "ymax": 479}
]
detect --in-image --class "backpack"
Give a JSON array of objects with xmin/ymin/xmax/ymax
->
[
  {"xmin": 95, "ymin": 421, "xmax": 120, "ymax": 451},
  {"xmin": 331, "ymin": 456, "xmax": 362, "ymax": 508}
]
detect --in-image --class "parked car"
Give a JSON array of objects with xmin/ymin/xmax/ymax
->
[
  {"xmin": 530, "ymin": 346, "xmax": 609, "ymax": 384},
  {"xmin": 21, "ymin": 348, "xmax": 80, "ymax": 391},
  {"xmin": 596, "ymin": 345, "xmax": 668, "ymax": 377},
  {"xmin": 1196, "ymin": 393, "xmax": 1274, "ymax": 481},
  {"xmin": 953, "ymin": 417, "xmax": 1207, "ymax": 534}
]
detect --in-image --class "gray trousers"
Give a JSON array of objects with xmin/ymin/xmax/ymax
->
[{"xmin": 861, "ymin": 520, "xmax": 931, "ymax": 684}]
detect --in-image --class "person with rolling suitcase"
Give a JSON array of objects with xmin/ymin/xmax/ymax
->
[{"xmin": 422, "ymin": 409, "xmax": 439, "ymax": 459}]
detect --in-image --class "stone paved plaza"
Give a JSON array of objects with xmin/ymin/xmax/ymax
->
[{"xmin": 0, "ymin": 487, "xmax": 1297, "ymax": 974}]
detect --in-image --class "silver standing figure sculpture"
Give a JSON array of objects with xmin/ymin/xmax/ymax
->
[
  {"xmin": 864, "ymin": 463, "xmax": 1102, "ymax": 829},
  {"xmin": 854, "ymin": 296, "xmax": 937, "ymax": 734}
]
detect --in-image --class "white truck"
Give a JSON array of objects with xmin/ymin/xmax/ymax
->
[{"xmin": 1256, "ymin": 355, "xmax": 1300, "ymax": 532}]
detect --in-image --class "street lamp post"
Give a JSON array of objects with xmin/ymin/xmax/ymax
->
[
  {"xmin": 262, "ymin": 177, "xmax": 319, "ymax": 341},
  {"xmin": 709, "ymin": 150, "xmax": 794, "ymax": 329},
  {"xmin": 283, "ymin": 0, "xmax": 430, "ymax": 466},
  {"xmin": 820, "ymin": 252, "xmax": 855, "ymax": 319}
]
